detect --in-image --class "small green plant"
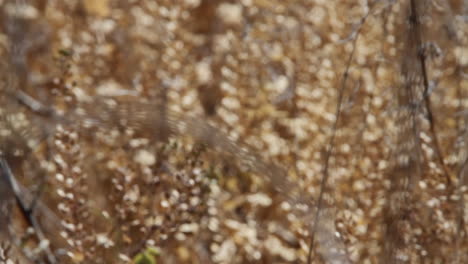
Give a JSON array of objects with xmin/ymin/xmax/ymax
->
[{"xmin": 132, "ymin": 247, "xmax": 159, "ymax": 264}]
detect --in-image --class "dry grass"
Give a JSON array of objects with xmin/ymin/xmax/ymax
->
[{"xmin": 0, "ymin": 0, "xmax": 467, "ymax": 263}]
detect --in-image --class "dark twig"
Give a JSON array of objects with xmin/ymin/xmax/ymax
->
[
  {"xmin": 454, "ymin": 108, "xmax": 468, "ymax": 263},
  {"xmin": 0, "ymin": 158, "xmax": 57, "ymax": 264},
  {"xmin": 306, "ymin": 9, "xmax": 370, "ymax": 264},
  {"xmin": 409, "ymin": 0, "xmax": 452, "ymax": 186},
  {"xmin": 455, "ymin": 155, "xmax": 468, "ymax": 263}
]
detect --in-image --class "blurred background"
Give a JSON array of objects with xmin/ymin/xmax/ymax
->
[{"xmin": 0, "ymin": 0, "xmax": 467, "ymax": 263}]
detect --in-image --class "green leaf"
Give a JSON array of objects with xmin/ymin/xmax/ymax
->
[{"xmin": 133, "ymin": 247, "xmax": 159, "ymax": 264}]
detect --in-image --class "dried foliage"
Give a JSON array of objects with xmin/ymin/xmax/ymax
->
[{"xmin": 0, "ymin": 0, "xmax": 467, "ymax": 263}]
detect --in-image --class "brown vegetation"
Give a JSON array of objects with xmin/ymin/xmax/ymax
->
[{"xmin": 0, "ymin": 0, "xmax": 467, "ymax": 263}]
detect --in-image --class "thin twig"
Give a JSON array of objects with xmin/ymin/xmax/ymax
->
[
  {"xmin": 0, "ymin": 158, "xmax": 57, "ymax": 264},
  {"xmin": 306, "ymin": 9, "xmax": 370, "ymax": 264},
  {"xmin": 410, "ymin": 0, "xmax": 452, "ymax": 186},
  {"xmin": 455, "ymin": 156, "xmax": 468, "ymax": 263}
]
